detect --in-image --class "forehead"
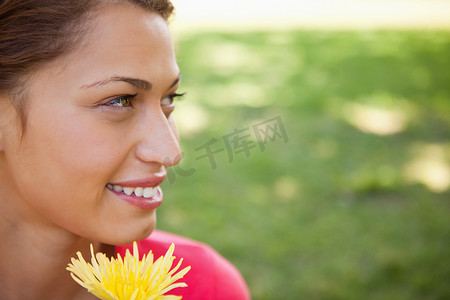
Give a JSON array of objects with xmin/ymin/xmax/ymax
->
[
  {"xmin": 47, "ymin": 3, "xmax": 178, "ymax": 86},
  {"xmin": 87, "ymin": 3, "xmax": 173, "ymax": 49}
]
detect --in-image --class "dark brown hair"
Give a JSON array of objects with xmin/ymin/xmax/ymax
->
[{"xmin": 0, "ymin": 0, "xmax": 174, "ymax": 129}]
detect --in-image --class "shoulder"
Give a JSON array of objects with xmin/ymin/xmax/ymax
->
[{"xmin": 115, "ymin": 230, "xmax": 251, "ymax": 300}]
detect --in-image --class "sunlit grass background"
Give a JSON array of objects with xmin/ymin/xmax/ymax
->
[{"xmin": 157, "ymin": 2, "xmax": 449, "ymax": 299}]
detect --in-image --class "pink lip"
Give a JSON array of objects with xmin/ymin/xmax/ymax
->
[
  {"xmin": 109, "ymin": 186, "xmax": 163, "ymax": 210},
  {"xmin": 110, "ymin": 174, "xmax": 166, "ymax": 188},
  {"xmin": 107, "ymin": 174, "xmax": 166, "ymax": 210}
]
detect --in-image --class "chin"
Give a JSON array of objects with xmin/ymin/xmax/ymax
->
[
  {"xmin": 102, "ymin": 228, "xmax": 156, "ymax": 246},
  {"xmin": 95, "ymin": 214, "xmax": 157, "ymax": 246}
]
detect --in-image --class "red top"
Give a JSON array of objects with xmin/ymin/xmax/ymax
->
[{"xmin": 115, "ymin": 230, "xmax": 251, "ymax": 300}]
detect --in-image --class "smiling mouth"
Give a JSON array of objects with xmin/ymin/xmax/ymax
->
[{"xmin": 106, "ymin": 184, "xmax": 158, "ymax": 198}]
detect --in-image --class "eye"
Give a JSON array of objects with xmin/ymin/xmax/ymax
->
[
  {"xmin": 161, "ymin": 92, "xmax": 185, "ymax": 117},
  {"xmin": 105, "ymin": 94, "xmax": 137, "ymax": 108},
  {"xmin": 161, "ymin": 92, "xmax": 185, "ymax": 107}
]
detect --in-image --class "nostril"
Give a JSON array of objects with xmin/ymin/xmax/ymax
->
[{"xmin": 163, "ymin": 151, "xmax": 182, "ymax": 168}]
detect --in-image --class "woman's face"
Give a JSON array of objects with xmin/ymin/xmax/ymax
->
[{"xmin": 0, "ymin": 4, "xmax": 181, "ymax": 244}]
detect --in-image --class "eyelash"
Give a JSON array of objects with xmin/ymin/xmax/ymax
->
[
  {"xmin": 104, "ymin": 92, "xmax": 185, "ymax": 108},
  {"xmin": 161, "ymin": 92, "xmax": 186, "ymax": 106}
]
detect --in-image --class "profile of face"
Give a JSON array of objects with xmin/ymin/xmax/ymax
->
[{"xmin": 0, "ymin": 4, "xmax": 181, "ymax": 245}]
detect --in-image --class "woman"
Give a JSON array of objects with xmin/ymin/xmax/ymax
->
[{"xmin": 0, "ymin": 0, "xmax": 250, "ymax": 299}]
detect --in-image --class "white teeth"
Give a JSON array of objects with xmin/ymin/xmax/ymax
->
[
  {"xmin": 134, "ymin": 187, "xmax": 144, "ymax": 197},
  {"xmin": 107, "ymin": 184, "xmax": 158, "ymax": 198},
  {"xmin": 123, "ymin": 187, "xmax": 134, "ymax": 196},
  {"xmin": 143, "ymin": 187, "xmax": 157, "ymax": 198},
  {"xmin": 113, "ymin": 185, "xmax": 123, "ymax": 192}
]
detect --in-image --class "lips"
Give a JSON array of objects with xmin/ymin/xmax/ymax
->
[{"xmin": 106, "ymin": 175, "xmax": 166, "ymax": 209}]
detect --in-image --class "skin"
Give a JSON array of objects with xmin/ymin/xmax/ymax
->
[{"xmin": 0, "ymin": 4, "xmax": 181, "ymax": 299}]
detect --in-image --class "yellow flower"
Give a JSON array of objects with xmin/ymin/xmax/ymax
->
[{"xmin": 67, "ymin": 242, "xmax": 191, "ymax": 300}]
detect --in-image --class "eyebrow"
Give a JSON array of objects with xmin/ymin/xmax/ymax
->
[
  {"xmin": 81, "ymin": 73, "xmax": 181, "ymax": 91},
  {"xmin": 82, "ymin": 76, "xmax": 152, "ymax": 91}
]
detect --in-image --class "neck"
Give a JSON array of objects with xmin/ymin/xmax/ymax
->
[{"xmin": 0, "ymin": 197, "xmax": 114, "ymax": 300}]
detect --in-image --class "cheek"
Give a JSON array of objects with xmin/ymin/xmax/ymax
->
[
  {"xmin": 21, "ymin": 113, "xmax": 125, "ymax": 192},
  {"xmin": 7, "ymin": 114, "xmax": 129, "ymax": 230},
  {"xmin": 56, "ymin": 125, "xmax": 127, "ymax": 186}
]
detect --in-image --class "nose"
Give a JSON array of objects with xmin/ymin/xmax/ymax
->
[{"xmin": 134, "ymin": 111, "xmax": 181, "ymax": 168}]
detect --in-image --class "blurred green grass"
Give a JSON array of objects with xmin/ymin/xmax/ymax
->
[{"xmin": 158, "ymin": 30, "xmax": 450, "ymax": 299}]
